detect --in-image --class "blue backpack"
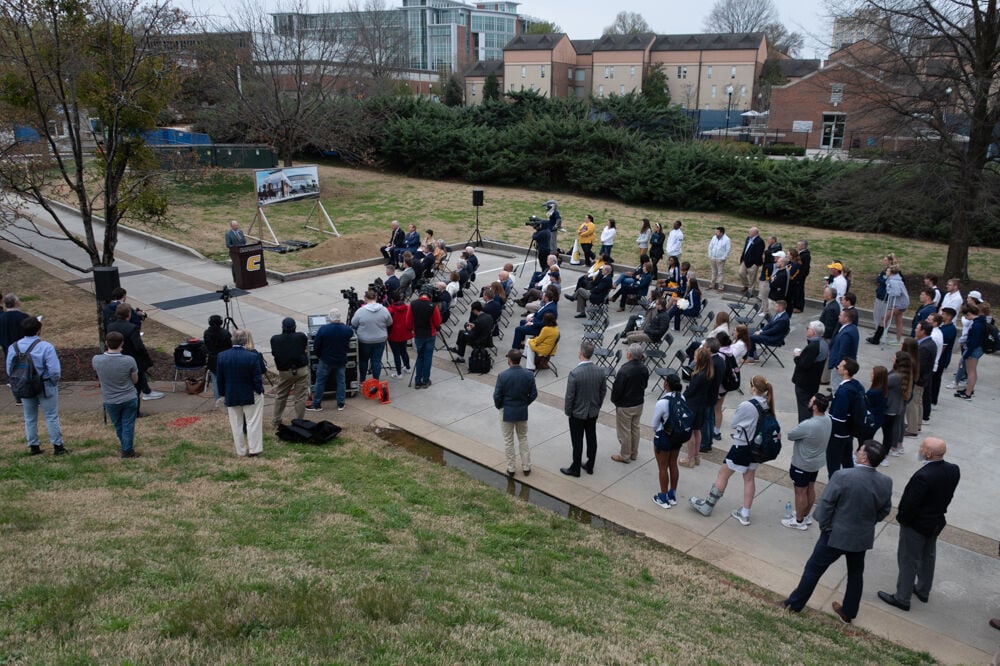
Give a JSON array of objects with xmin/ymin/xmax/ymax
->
[
  {"xmin": 742, "ymin": 400, "xmax": 782, "ymax": 463},
  {"xmin": 656, "ymin": 394, "xmax": 693, "ymax": 447}
]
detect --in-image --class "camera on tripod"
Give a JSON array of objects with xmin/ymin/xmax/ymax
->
[
  {"xmin": 525, "ymin": 215, "xmax": 544, "ymax": 229},
  {"xmin": 216, "ymin": 285, "xmax": 232, "ymax": 303}
]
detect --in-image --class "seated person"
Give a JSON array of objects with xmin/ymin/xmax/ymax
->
[
  {"xmin": 418, "ymin": 245, "xmax": 436, "ymax": 279},
  {"xmin": 611, "ymin": 254, "xmax": 649, "ymax": 292},
  {"xmin": 498, "ymin": 270, "xmax": 514, "ymax": 297},
  {"xmin": 404, "ymin": 224, "xmax": 421, "ymax": 254},
  {"xmin": 383, "ymin": 265, "xmax": 400, "ymax": 298},
  {"xmin": 748, "ymin": 299, "xmax": 791, "ymax": 360},
  {"xmin": 525, "ymin": 312, "xmax": 559, "ymax": 370},
  {"xmin": 612, "ymin": 262, "xmax": 654, "ymax": 310},
  {"xmin": 446, "ymin": 271, "xmax": 462, "ymax": 298},
  {"xmin": 434, "ymin": 282, "xmax": 452, "ymax": 324},
  {"xmin": 667, "ymin": 276, "xmax": 703, "ymax": 331},
  {"xmin": 659, "ymin": 256, "xmax": 682, "ymax": 292},
  {"xmin": 433, "ymin": 239, "xmax": 448, "ymax": 270},
  {"xmin": 452, "ymin": 301, "xmax": 494, "ymax": 361},
  {"xmin": 481, "ymin": 286, "xmax": 503, "ymax": 336},
  {"xmin": 566, "ymin": 264, "xmax": 613, "ymax": 317},
  {"xmin": 512, "ymin": 290, "xmax": 557, "ymax": 349},
  {"xmin": 528, "ymin": 255, "xmax": 560, "ymax": 291},
  {"xmin": 526, "ymin": 278, "xmax": 561, "ymax": 313},
  {"xmin": 464, "ymin": 246, "xmax": 479, "ymax": 277},
  {"xmin": 686, "ymin": 311, "xmax": 731, "ymax": 362},
  {"xmin": 456, "ymin": 259, "xmax": 471, "ymax": 290},
  {"xmin": 486, "ymin": 280, "xmax": 507, "ymax": 305},
  {"xmin": 621, "ymin": 297, "xmax": 673, "ymax": 345}
]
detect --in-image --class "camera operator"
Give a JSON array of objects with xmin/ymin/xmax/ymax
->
[
  {"xmin": 102, "ymin": 287, "xmax": 147, "ymax": 331},
  {"xmin": 530, "ymin": 218, "xmax": 552, "ymax": 271},
  {"xmin": 451, "ymin": 301, "xmax": 494, "ymax": 363},
  {"xmin": 204, "ymin": 314, "xmax": 232, "ymax": 402}
]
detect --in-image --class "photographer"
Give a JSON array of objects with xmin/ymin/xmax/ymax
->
[
  {"xmin": 204, "ymin": 314, "xmax": 232, "ymax": 401},
  {"xmin": 451, "ymin": 301, "xmax": 494, "ymax": 362},
  {"xmin": 531, "ymin": 219, "xmax": 552, "ymax": 271},
  {"xmin": 102, "ymin": 287, "xmax": 147, "ymax": 331}
]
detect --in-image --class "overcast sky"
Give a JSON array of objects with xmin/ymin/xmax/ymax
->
[{"xmin": 187, "ymin": 0, "xmax": 834, "ymax": 60}]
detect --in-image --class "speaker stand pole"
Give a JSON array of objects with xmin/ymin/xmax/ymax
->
[{"xmin": 466, "ymin": 205, "xmax": 483, "ymax": 247}]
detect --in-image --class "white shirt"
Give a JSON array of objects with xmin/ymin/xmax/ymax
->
[
  {"xmin": 940, "ymin": 290, "xmax": 963, "ymax": 314},
  {"xmin": 600, "ymin": 227, "xmax": 616, "ymax": 245},
  {"xmin": 930, "ymin": 326, "xmax": 944, "ymax": 371},
  {"xmin": 666, "ymin": 228, "xmax": 684, "ymax": 256},
  {"xmin": 708, "ymin": 233, "xmax": 731, "ymax": 260},
  {"xmin": 728, "ymin": 340, "xmax": 748, "ymax": 363},
  {"xmin": 831, "ymin": 274, "xmax": 848, "ymax": 300}
]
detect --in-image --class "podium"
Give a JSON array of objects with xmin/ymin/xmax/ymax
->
[{"xmin": 230, "ymin": 242, "xmax": 268, "ymax": 289}]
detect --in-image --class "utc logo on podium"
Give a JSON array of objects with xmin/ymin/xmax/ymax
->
[{"xmin": 246, "ymin": 255, "xmax": 262, "ymax": 272}]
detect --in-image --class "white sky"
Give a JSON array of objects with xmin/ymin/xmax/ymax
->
[{"xmin": 187, "ymin": 0, "xmax": 834, "ymax": 60}]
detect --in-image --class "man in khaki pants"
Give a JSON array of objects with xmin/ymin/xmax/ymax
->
[
  {"xmin": 493, "ymin": 350, "xmax": 538, "ymax": 477},
  {"xmin": 610, "ymin": 344, "xmax": 649, "ymax": 463}
]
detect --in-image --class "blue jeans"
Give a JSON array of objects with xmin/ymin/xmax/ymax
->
[
  {"xmin": 388, "ymin": 340, "xmax": 410, "ymax": 373},
  {"xmin": 21, "ymin": 382, "xmax": 63, "ymax": 448},
  {"xmin": 784, "ymin": 530, "xmax": 866, "ymax": 620},
  {"xmin": 105, "ymin": 399, "xmax": 138, "ymax": 453},
  {"xmin": 358, "ymin": 341, "xmax": 386, "ymax": 382},
  {"xmin": 413, "ymin": 336, "xmax": 436, "ymax": 385},
  {"xmin": 599, "ymin": 244, "xmax": 613, "ymax": 259},
  {"xmin": 700, "ymin": 405, "xmax": 715, "ymax": 450},
  {"xmin": 312, "ymin": 361, "xmax": 346, "ymax": 408}
]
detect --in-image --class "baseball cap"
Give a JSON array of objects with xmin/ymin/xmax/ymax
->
[
  {"xmin": 773, "ymin": 251, "xmax": 787, "ymax": 260},
  {"xmin": 968, "ymin": 290, "xmax": 983, "ymax": 303},
  {"xmin": 827, "ymin": 262, "xmax": 843, "ymax": 271}
]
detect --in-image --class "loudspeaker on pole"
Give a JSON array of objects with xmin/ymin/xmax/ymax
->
[
  {"xmin": 472, "ymin": 189, "xmax": 484, "ymax": 207},
  {"xmin": 93, "ymin": 266, "xmax": 121, "ymax": 302}
]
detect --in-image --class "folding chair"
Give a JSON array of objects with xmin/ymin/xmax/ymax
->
[
  {"xmin": 533, "ymin": 334, "xmax": 560, "ymax": 377},
  {"xmin": 756, "ymin": 340, "xmax": 785, "ymax": 368},
  {"xmin": 686, "ymin": 310, "xmax": 714, "ymax": 343},
  {"xmin": 642, "ymin": 340, "xmax": 668, "ymax": 375},
  {"xmin": 732, "ymin": 301, "xmax": 761, "ymax": 327},
  {"xmin": 728, "ymin": 291, "xmax": 758, "ymax": 318},
  {"xmin": 593, "ymin": 347, "xmax": 620, "ymax": 371}
]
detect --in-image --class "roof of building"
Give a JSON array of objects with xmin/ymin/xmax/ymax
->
[
  {"xmin": 571, "ymin": 38, "xmax": 598, "ymax": 55},
  {"xmin": 592, "ymin": 32, "xmax": 656, "ymax": 52},
  {"xmin": 503, "ymin": 33, "xmax": 568, "ymax": 51},
  {"xmin": 651, "ymin": 32, "xmax": 765, "ymax": 52},
  {"xmin": 779, "ymin": 59, "xmax": 821, "ymax": 78},
  {"xmin": 464, "ymin": 59, "xmax": 504, "ymax": 78}
]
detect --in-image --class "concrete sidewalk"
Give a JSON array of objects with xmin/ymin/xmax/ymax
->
[{"xmin": 2, "ymin": 205, "xmax": 998, "ymax": 663}]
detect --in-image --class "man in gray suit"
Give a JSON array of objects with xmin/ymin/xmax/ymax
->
[
  {"xmin": 493, "ymin": 349, "xmax": 538, "ymax": 478},
  {"xmin": 225, "ymin": 220, "xmax": 246, "ymax": 248},
  {"xmin": 560, "ymin": 341, "xmax": 607, "ymax": 477},
  {"xmin": 782, "ymin": 440, "xmax": 893, "ymax": 623}
]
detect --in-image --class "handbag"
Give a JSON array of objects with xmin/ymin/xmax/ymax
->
[{"xmin": 184, "ymin": 376, "xmax": 206, "ymax": 394}]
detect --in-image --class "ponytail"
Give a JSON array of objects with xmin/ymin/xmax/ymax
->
[{"xmin": 751, "ymin": 375, "xmax": 775, "ymax": 413}]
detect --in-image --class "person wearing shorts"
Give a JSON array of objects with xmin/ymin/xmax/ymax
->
[
  {"xmin": 650, "ymin": 374, "xmax": 687, "ymax": 508},
  {"xmin": 689, "ymin": 375, "xmax": 776, "ymax": 526},
  {"xmin": 783, "ymin": 393, "xmax": 832, "ymax": 530}
]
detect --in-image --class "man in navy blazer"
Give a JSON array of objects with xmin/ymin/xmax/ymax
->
[
  {"xmin": 216, "ymin": 329, "xmax": 265, "ymax": 457},
  {"xmin": 738, "ymin": 226, "xmax": 765, "ymax": 294},
  {"xmin": 493, "ymin": 349, "xmax": 538, "ymax": 477},
  {"xmin": 512, "ymin": 291, "xmax": 557, "ymax": 349},
  {"xmin": 783, "ymin": 440, "xmax": 892, "ymax": 623},
  {"xmin": 827, "ymin": 308, "xmax": 860, "ymax": 391},
  {"xmin": 750, "ymin": 300, "xmax": 791, "ymax": 348},
  {"xmin": 878, "ymin": 437, "xmax": 960, "ymax": 611}
]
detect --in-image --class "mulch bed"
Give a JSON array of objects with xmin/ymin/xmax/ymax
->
[{"xmin": 36, "ymin": 347, "xmax": 174, "ymax": 383}]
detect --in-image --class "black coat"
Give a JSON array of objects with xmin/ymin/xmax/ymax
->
[
  {"xmin": 792, "ymin": 338, "xmax": 828, "ymax": 394},
  {"xmin": 739, "ymin": 235, "xmax": 765, "ymax": 267},
  {"xmin": 896, "ymin": 460, "xmax": 960, "ymax": 537}
]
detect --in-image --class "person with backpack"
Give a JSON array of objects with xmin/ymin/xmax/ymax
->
[
  {"xmin": 679, "ymin": 346, "xmax": 714, "ymax": 468},
  {"xmin": 782, "ymin": 393, "xmax": 832, "ymax": 530},
  {"xmin": 650, "ymin": 373, "xmax": 692, "ymax": 507},
  {"xmin": 690, "ymin": 375, "xmax": 777, "ymax": 526},
  {"xmin": 7, "ymin": 316, "xmax": 67, "ymax": 456}
]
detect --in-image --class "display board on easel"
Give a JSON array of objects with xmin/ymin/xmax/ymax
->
[{"xmin": 247, "ymin": 165, "xmax": 339, "ymax": 246}]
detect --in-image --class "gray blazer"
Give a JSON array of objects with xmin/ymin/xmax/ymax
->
[
  {"xmin": 815, "ymin": 465, "xmax": 892, "ymax": 552},
  {"xmin": 564, "ymin": 361, "xmax": 607, "ymax": 419},
  {"xmin": 494, "ymin": 365, "xmax": 538, "ymax": 422}
]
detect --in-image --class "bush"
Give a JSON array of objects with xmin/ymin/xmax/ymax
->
[{"xmin": 762, "ymin": 144, "xmax": 807, "ymax": 156}]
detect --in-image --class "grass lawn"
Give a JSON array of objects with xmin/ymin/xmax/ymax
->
[
  {"xmin": 137, "ymin": 163, "xmax": 1000, "ymax": 308},
  {"xmin": 0, "ymin": 414, "xmax": 934, "ymax": 665}
]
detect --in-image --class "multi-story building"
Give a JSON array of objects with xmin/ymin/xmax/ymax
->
[
  {"xmin": 273, "ymin": 1, "xmax": 528, "ymax": 74},
  {"xmin": 500, "ymin": 33, "xmax": 577, "ymax": 98}
]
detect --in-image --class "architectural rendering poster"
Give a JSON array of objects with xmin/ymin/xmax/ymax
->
[{"xmin": 255, "ymin": 165, "xmax": 320, "ymax": 206}]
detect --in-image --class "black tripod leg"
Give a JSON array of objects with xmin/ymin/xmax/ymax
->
[{"xmin": 516, "ymin": 240, "xmax": 535, "ymax": 278}]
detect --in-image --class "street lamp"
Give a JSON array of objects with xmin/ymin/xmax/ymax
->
[{"xmin": 725, "ymin": 84, "xmax": 734, "ymax": 139}]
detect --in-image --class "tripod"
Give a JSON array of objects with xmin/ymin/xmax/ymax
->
[
  {"xmin": 516, "ymin": 238, "xmax": 536, "ymax": 278},
  {"xmin": 466, "ymin": 204, "xmax": 484, "ymax": 247},
  {"xmin": 220, "ymin": 295, "xmax": 238, "ymax": 331}
]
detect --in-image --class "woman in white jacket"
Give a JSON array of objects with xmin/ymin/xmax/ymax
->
[{"xmin": 599, "ymin": 219, "xmax": 617, "ymax": 260}]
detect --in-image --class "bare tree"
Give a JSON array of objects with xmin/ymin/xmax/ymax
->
[
  {"xmin": 703, "ymin": 0, "xmax": 777, "ymax": 33},
  {"xmin": 209, "ymin": 0, "xmax": 353, "ymax": 167},
  {"xmin": 831, "ymin": 0, "xmax": 1000, "ymax": 279},
  {"xmin": 603, "ymin": 11, "xmax": 652, "ymax": 35},
  {"xmin": 764, "ymin": 21, "xmax": 805, "ymax": 56},
  {"xmin": 345, "ymin": 0, "xmax": 409, "ymax": 91},
  {"xmin": 0, "ymin": 0, "xmax": 184, "ymax": 273}
]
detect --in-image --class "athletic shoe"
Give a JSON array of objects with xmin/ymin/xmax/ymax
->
[
  {"xmin": 666, "ymin": 491, "xmax": 677, "ymax": 507},
  {"xmin": 306, "ymin": 403, "xmax": 323, "ymax": 412},
  {"xmin": 802, "ymin": 515, "xmax": 813, "ymax": 526},
  {"xmin": 781, "ymin": 517, "xmax": 809, "ymax": 531},
  {"xmin": 944, "ymin": 381, "xmax": 962, "ymax": 389},
  {"xmin": 454, "ymin": 357, "xmax": 465, "ymax": 363},
  {"xmin": 713, "ymin": 431, "xmax": 722, "ymax": 441},
  {"xmin": 879, "ymin": 459, "xmax": 890, "ymax": 467},
  {"xmin": 142, "ymin": 390, "xmax": 165, "ymax": 400},
  {"xmin": 956, "ymin": 391, "xmax": 973, "ymax": 400},
  {"xmin": 389, "ymin": 372, "xmax": 401, "ymax": 378},
  {"xmin": 653, "ymin": 493, "xmax": 670, "ymax": 508},
  {"xmin": 730, "ymin": 509, "xmax": 751, "ymax": 526},
  {"xmin": 337, "ymin": 404, "xmax": 345, "ymax": 411},
  {"xmin": 888, "ymin": 447, "xmax": 904, "ymax": 456}
]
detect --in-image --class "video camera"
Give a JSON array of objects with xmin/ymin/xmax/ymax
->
[
  {"xmin": 215, "ymin": 285, "xmax": 232, "ymax": 303},
  {"xmin": 525, "ymin": 215, "xmax": 545, "ymax": 229}
]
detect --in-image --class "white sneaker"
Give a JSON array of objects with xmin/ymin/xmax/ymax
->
[
  {"xmin": 803, "ymin": 515, "xmax": 813, "ymax": 526},
  {"xmin": 879, "ymin": 459, "xmax": 890, "ymax": 467},
  {"xmin": 944, "ymin": 381, "xmax": 956, "ymax": 389},
  {"xmin": 389, "ymin": 372, "xmax": 401, "ymax": 378},
  {"xmin": 730, "ymin": 509, "xmax": 751, "ymax": 526},
  {"xmin": 781, "ymin": 517, "xmax": 809, "ymax": 531},
  {"xmin": 888, "ymin": 447, "xmax": 904, "ymax": 457},
  {"xmin": 142, "ymin": 390, "xmax": 165, "ymax": 400}
]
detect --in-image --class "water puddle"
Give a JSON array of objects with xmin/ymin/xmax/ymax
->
[{"xmin": 371, "ymin": 423, "xmax": 639, "ymax": 536}]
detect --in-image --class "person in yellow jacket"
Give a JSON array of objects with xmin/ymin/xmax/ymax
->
[
  {"xmin": 577, "ymin": 214, "xmax": 597, "ymax": 267},
  {"xmin": 525, "ymin": 312, "xmax": 559, "ymax": 370}
]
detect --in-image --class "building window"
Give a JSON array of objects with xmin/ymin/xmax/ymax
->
[
  {"xmin": 831, "ymin": 83, "xmax": 844, "ymax": 105},
  {"xmin": 598, "ymin": 84, "xmax": 604, "ymax": 97},
  {"xmin": 568, "ymin": 67, "xmax": 573, "ymax": 79},
  {"xmin": 630, "ymin": 65, "xmax": 636, "ymax": 77},
  {"xmin": 521, "ymin": 65, "xmax": 526, "ymax": 79},
  {"xmin": 540, "ymin": 65, "xmax": 545, "ymax": 78},
  {"xmin": 711, "ymin": 84, "xmax": 717, "ymax": 98},
  {"xmin": 821, "ymin": 113, "xmax": 846, "ymax": 149},
  {"xmin": 619, "ymin": 84, "xmax": 625, "ymax": 94},
  {"xmin": 731, "ymin": 66, "xmax": 737, "ymax": 78},
  {"xmin": 604, "ymin": 65, "xmax": 614, "ymax": 79},
  {"xmin": 471, "ymin": 84, "xmax": 477, "ymax": 96},
  {"xmin": 740, "ymin": 84, "xmax": 747, "ymax": 97},
  {"xmin": 707, "ymin": 66, "xmax": 713, "ymax": 79},
  {"xmin": 576, "ymin": 69, "xmax": 586, "ymax": 81}
]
